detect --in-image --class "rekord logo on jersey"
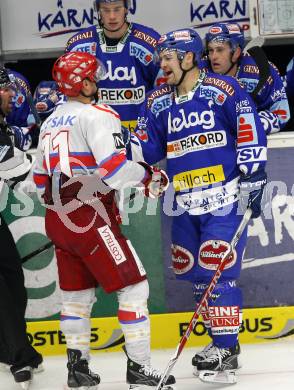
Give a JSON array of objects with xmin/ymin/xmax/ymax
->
[
  {"xmin": 151, "ymin": 95, "xmax": 172, "ymax": 116},
  {"xmin": 168, "ymin": 109, "xmax": 215, "ymax": 134},
  {"xmin": 72, "ymin": 42, "xmax": 97, "ymax": 56},
  {"xmin": 99, "ymin": 86, "xmax": 145, "ymax": 105},
  {"xmin": 237, "ymin": 147, "xmax": 267, "ymax": 163},
  {"xmin": 101, "ymin": 61, "xmax": 137, "ymax": 85},
  {"xmin": 173, "ymin": 164, "xmax": 225, "ymax": 192},
  {"xmin": 199, "ymin": 86, "xmax": 227, "ymax": 105},
  {"xmin": 167, "ymin": 130, "xmax": 227, "ymax": 158},
  {"xmin": 130, "ymin": 43, "xmax": 153, "ymax": 65},
  {"xmin": 237, "ymin": 113, "xmax": 258, "ymax": 146}
]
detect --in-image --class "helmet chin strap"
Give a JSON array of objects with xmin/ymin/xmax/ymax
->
[
  {"xmin": 80, "ymin": 86, "xmax": 99, "ymax": 103},
  {"xmin": 175, "ymin": 63, "xmax": 196, "ymax": 87}
]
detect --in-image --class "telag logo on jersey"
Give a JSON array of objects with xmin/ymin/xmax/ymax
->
[
  {"xmin": 199, "ymin": 86, "xmax": 227, "ymax": 105},
  {"xmin": 101, "ymin": 61, "xmax": 137, "ymax": 86},
  {"xmin": 73, "ymin": 42, "xmax": 97, "ymax": 56},
  {"xmin": 151, "ymin": 95, "xmax": 172, "ymax": 116},
  {"xmin": 235, "ymin": 98, "xmax": 252, "ymax": 114},
  {"xmin": 130, "ymin": 43, "xmax": 153, "ymax": 65},
  {"xmin": 168, "ymin": 109, "xmax": 215, "ymax": 133}
]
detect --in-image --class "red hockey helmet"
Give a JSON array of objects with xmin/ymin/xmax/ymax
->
[{"xmin": 52, "ymin": 52, "xmax": 105, "ymax": 97}]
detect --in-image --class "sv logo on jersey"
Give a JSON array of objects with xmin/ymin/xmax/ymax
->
[
  {"xmin": 237, "ymin": 147, "xmax": 267, "ymax": 163},
  {"xmin": 168, "ymin": 109, "xmax": 215, "ymax": 133},
  {"xmin": 101, "ymin": 60, "xmax": 137, "ymax": 85}
]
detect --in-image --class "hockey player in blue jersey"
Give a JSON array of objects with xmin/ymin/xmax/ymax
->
[
  {"xmin": 129, "ymin": 28, "xmax": 267, "ymax": 384},
  {"xmin": 204, "ymin": 22, "xmax": 289, "ymax": 135},
  {"xmin": 65, "ymin": 0, "xmax": 163, "ymax": 133}
]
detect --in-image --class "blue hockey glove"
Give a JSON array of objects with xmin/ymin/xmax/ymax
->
[
  {"xmin": 10, "ymin": 126, "xmax": 32, "ymax": 151},
  {"xmin": 239, "ymin": 170, "xmax": 267, "ymax": 218}
]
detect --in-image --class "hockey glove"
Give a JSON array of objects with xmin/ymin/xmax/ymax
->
[
  {"xmin": 139, "ymin": 161, "xmax": 169, "ymax": 198},
  {"xmin": 239, "ymin": 170, "xmax": 267, "ymax": 218},
  {"xmin": 10, "ymin": 126, "xmax": 32, "ymax": 151},
  {"xmin": 258, "ymin": 110, "xmax": 280, "ymax": 135}
]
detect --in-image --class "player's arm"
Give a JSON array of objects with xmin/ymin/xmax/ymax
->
[
  {"xmin": 84, "ymin": 106, "xmax": 168, "ymax": 197},
  {"xmin": 129, "ymin": 94, "xmax": 167, "ymax": 164},
  {"xmin": 0, "ymin": 130, "xmax": 34, "ymax": 183},
  {"xmin": 257, "ymin": 62, "xmax": 290, "ymax": 135},
  {"xmin": 233, "ymin": 84, "xmax": 267, "ymax": 218}
]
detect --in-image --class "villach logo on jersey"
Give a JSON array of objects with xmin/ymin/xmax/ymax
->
[{"xmin": 38, "ymin": 0, "xmax": 137, "ymax": 38}]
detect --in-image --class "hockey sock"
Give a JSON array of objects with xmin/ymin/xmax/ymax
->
[{"xmin": 117, "ymin": 280, "xmax": 150, "ymax": 366}]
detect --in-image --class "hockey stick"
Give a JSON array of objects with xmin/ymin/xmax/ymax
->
[
  {"xmin": 247, "ymin": 46, "xmax": 271, "ymax": 100},
  {"xmin": 20, "ymin": 191, "xmax": 139, "ymax": 263},
  {"xmin": 155, "ymin": 208, "xmax": 252, "ymax": 390},
  {"xmin": 21, "ymin": 240, "xmax": 53, "ymax": 263}
]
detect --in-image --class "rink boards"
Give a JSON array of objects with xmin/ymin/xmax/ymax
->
[{"xmin": 26, "ymin": 305, "xmax": 294, "ymax": 356}]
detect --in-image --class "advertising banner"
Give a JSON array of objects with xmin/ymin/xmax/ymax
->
[
  {"xmin": 0, "ymin": 0, "xmax": 250, "ymax": 58},
  {"xmin": 27, "ymin": 306, "xmax": 294, "ymax": 355}
]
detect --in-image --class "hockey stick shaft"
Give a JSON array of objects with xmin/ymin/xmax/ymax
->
[
  {"xmin": 156, "ymin": 208, "xmax": 252, "ymax": 390},
  {"xmin": 21, "ymin": 240, "xmax": 53, "ymax": 263}
]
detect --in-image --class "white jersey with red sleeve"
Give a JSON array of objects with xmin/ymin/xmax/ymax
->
[{"xmin": 33, "ymin": 100, "xmax": 146, "ymax": 197}]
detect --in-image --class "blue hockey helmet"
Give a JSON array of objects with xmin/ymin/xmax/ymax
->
[
  {"xmin": 155, "ymin": 28, "xmax": 203, "ymax": 65},
  {"xmin": 205, "ymin": 23, "xmax": 245, "ymax": 51}
]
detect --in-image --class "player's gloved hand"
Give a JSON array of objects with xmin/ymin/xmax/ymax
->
[
  {"xmin": 239, "ymin": 170, "xmax": 267, "ymax": 218},
  {"xmin": 139, "ymin": 161, "xmax": 169, "ymax": 198},
  {"xmin": 258, "ymin": 110, "xmax": 280, "ymax": 135},
  {"xmin": 10, "ymin": 126, "xmax": 32, "ymax": 151}
]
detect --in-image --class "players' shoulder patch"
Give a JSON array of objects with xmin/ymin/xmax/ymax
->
[
  {"xmin": 112, "ymin": 133, "xmax": 125, "ymax": 149},
  {"xmin": 132, "ymin": 23, "xmax": 159, "ymax": 49},
  {"xmin": 147, "ymin": 85, "xmax": 173, "ymax": 108},
  {"xmin": 203, "ymin": 74, "xmax": 236, "ymax": 96},
  {"xmin": 65, "ymin": 26, "xmax": 96, "ymax": 50}
]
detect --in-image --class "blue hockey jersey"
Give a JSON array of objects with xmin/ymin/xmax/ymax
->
[
  {"xmin": 65, "ymin": 23, "xmax": 162, "ymax": 132},
  {"xmin": 131, "ymin": 72, "xmax": 267, "ymax": 215},
  {"xmin": 202, "ymin": 53, "xmax": 289, "ymax": 135}
]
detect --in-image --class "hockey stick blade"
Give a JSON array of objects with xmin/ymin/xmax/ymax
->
[
  {"xmin": 247, "ymin": 46, "xmax": 271, "ymax": 99},
  {"xmin": 155, "ymin": 208, "xmax": 252, "ymax": 390},
  {"xmin": 243, "ymin": 36, "xmax": 265, "ymax": 54}
]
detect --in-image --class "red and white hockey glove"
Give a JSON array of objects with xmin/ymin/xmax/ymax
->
[{"xmin": 139, "ymin": 162, "xmax": 169, "ymax": 198}]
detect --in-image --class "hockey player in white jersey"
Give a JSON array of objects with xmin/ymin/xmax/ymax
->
[{"xmin": 33, "ymin": 51, "xmax": 175, "ymax": 390}]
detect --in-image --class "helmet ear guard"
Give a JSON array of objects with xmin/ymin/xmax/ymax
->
[{"xmin": 52, "ymin": 52, "xmax": 106, "ymax": 97}]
